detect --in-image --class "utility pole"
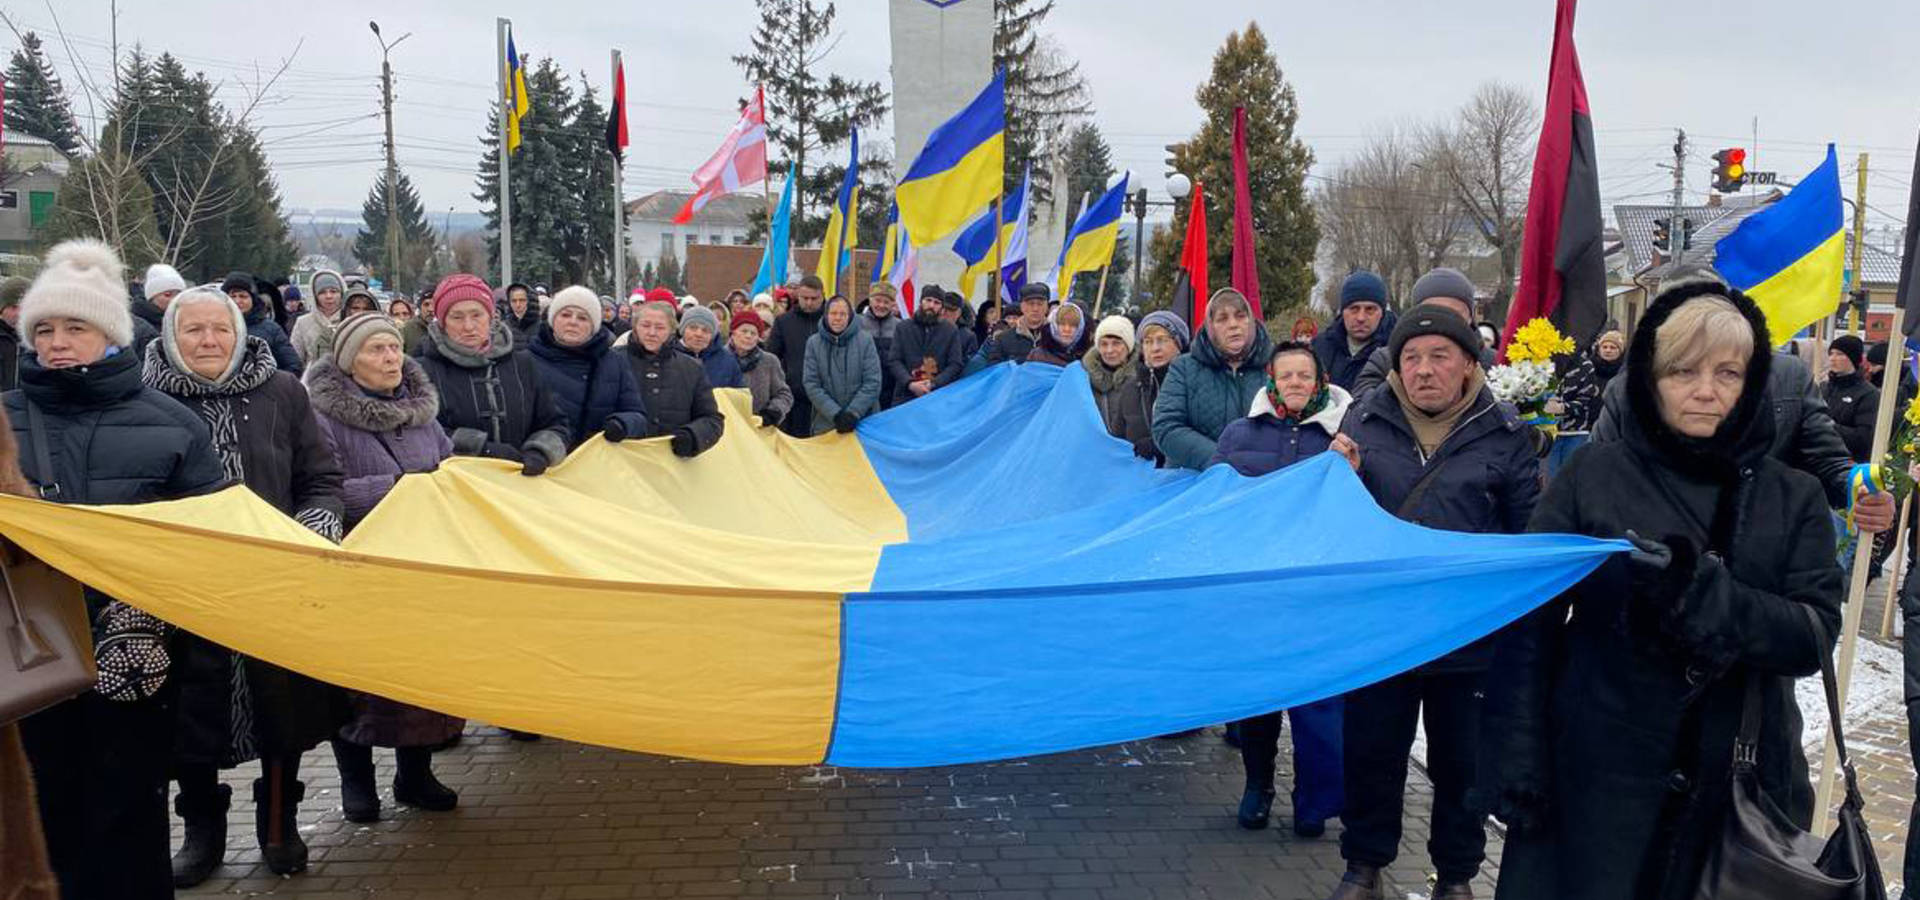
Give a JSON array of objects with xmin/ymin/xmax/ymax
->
[
  {"xmin": 497, "ymin": 18, "xmax": 514, "ymax": 287},
  {"xmin": 1668, "ymin": 129, "xmax": 1688, "ymax": 267},
  {"xmin": 611, "ymin": 49, "xmax": 626, "ymax": 297},
  {"xmin": 1846, "ymin": 153, "xmax": 1869, "ymax": 334},
  {"xmin": 370, "ymin": 22, "xmax": 410, "ymax": 292}
]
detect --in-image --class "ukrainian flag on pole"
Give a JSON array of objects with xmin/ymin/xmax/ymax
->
[
  {"xmin": 505, "ymin": 29, "xmax": 531, "ymax": 153},
  {"xmin": 817, "ymin": 128, "xmax": 860, "ymax": 292},
  {"xmin": 896, "ymin": 70, "xmax": 1005, "ymax": 245},
  {"xmin": 953, "ymin": 165, "xmax": 1029, "ymax": 297},
  {"xmin": 1056, "ymin": 173, "xmax": 1130, "ymax": 300},
  {"xmin": 1714, "ymin": 145, "xmax": 1845, "ymax": 341}
]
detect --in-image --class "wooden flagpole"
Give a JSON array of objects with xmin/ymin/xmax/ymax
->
[
  {"xmin": 1882, "ymin": 493, "xmax": 1913, "ymax": 638},
  {"xmin": 1093, "ymin": 265, "xmax": 1111, "ymax": 317},
  {"xmin": 1816, "ymin": 305, "xmax": 1904, "ymax": 819}
]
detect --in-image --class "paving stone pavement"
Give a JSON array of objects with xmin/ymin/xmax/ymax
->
[{"xmin": 176, "ymin": 727, "xmax": 1498, "ymax": 900}]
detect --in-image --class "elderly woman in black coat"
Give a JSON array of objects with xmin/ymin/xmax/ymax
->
[
  {"xmin": 1481, "ymin": 277, "xmax": 1844, "ymax": 900},
  {"xmin": 142, "ymin": 285, "xmax": 347, "ymax": 886},
  {"xmin": 5, "ymin": 240, "xmax": 228, "ymax": 900}
]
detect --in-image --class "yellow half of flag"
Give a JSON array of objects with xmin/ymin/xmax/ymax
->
[{"xmin": 505, "ymin": 32, "xmax": 531, "ymax": 153}]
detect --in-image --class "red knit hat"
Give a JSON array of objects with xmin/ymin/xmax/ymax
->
[
  {"xmin": 433, "ymin": 273, "xmax": 495, "ymax": 322},
  {"xmin": 645, "ymin": 287, "xmax": 676, "ymax": 304},
  {"xmin": 731, "ymin": 309, "xmax": 766, "ymax": 334}
]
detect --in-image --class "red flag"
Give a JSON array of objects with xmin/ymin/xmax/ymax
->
[
  {"xmin": 605, "ymin": 60, "xmax": 628, "ymax": 161},
  {"xmin": 1504, "ymin": 0, "xmax": 1607, "ymax": 353},
  {"xmin": 1172, "ymin": 180, "xmax": 1209, "ymax": 325},
  {"xmin": 1229, "ymin": 107, "xmax": 1262, "ymax": 321},
  {"xmin": 672, "ymin": 86, "xmax": 768, "ymax": 225}
]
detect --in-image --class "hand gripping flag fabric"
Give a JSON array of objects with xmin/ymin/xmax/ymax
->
[
  {"xmin": 895, "ymin": 69, "xmax": 1005, "ymax": 245},
  {"xmin": 504, "ymin": 30, "xmax": 531, "ymax": 153},
  {"xmin": 673, "ymin": 86, "xmax": 768, "ymax": 225},
  {"xmin": 1055, "ymin": 173, "xmax": 1129, "ymax": 300},
  {"xmin": 0, "ymin": 364, "xmax": 1623, "ymax": 767},
  {"xmin": 816, "ymin": 128, "xmax": 860, "ymax": 292},
  {"xmin": 1714, "ymin": 144, "xmax": 1845, "ymax": 342}
]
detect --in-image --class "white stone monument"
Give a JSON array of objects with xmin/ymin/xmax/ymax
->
[{"xmin": 888, "ymin": 0, "xmax": 993, "ymax": 291}]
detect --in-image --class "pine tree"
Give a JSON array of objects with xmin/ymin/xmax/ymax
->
[
  {"xmin": 355, "ymin": 169, "xmax": 438, "ymax": 289},
  {"xmin": 473, "ymin": 57, "xmax": 574, "ymax": 287},
  {"xmin": 561, "ymin": 76, "xmax": 616, "ymax": 292},
  {"xmin": 1146, "ymin": 23, "xmax": 1317, "ymax": 318},
  {"xmin": 640, "ymin": 261, "xmax": 657, "ymax": 289},
  {"xmin": 995, "ymin": 0, "xmax": 1089, "ymax": 204},
  {"xmin": 655, "ymin": 251, "xmax": 683, "ymax": 293},
  {"xmin": 3, "ymin": 32, "xmax": 83, "ymax": 153},
  {"xmin": 732, "ymin": 0, "xmax": 889, "ymax": 242}
]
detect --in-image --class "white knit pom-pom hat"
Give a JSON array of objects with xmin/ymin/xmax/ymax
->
[{"xmin": 21, "ymin": 239, "xmax": 134, "ymax": 348}]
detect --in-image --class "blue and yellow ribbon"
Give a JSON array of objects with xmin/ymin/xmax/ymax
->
[{"xmin": 1846, "ymin": 462, "xmax": 1888, "ymax": 534}]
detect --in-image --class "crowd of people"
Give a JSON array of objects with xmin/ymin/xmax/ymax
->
[{"xmin": 0, "ymin": 235, "xmax": 1906, "ymax": 900}]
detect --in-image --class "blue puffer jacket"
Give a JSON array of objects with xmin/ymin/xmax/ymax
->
[
  {"xmin": 1208, "ymin": 385, "xmax": 1354, "ymax": 476},
  {"xmin": 678, "ymin": 336, "xmax": 744, "ymax": 389},
  {"xmin": 1309, "ymin": 310, "xmax": 1395, "ymax": 392},
  {"xmin": 1338, "ymin": 377, "xmax": 1540, "ymax": 672},
  {"xmin": 1151, "ymin": 325, "xmax": 1273, "ymax": 471},
  {"xmin": 528, "ymin": 323, "xmax": 650, "ymax": 444},
  {"xmin": 802, "ymin": 317, "xmax": 883, "ymax": 435}
]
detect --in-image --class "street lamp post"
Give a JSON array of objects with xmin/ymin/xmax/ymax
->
[
  {"xmin": 1125, "ymin": 175, "xmax": 1191, "ymax": 311},
  {"xmin": 370, "ymin": 21, "xmax": 412, "ymax": 290}
]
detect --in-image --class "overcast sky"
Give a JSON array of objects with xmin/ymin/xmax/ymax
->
[{"xmin": 17, "ymin": 0, "xmax": 1918, "ymax": 238}]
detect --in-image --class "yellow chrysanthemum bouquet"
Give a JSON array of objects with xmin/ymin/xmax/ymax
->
[{"xmin": 1487, "ymin": 318, "xmax": 1578, "ymax": 440}]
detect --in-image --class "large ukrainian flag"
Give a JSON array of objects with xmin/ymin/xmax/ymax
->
[
  {"xmin": 952, "ymin": 166, "xmax": 1029, "ymax": 297},
  {"xmin": 0, "ymin": 366, "xmax": 1622, "ymax": 767},
  {"xmin": 1715, "ymin": 144, "xmax": 1846, "ymax": 341},
  {"xmin": 895, "ymin": 70, "xmax": 1005, "ymax": 245},
  {"xmin": 1056, "ymin": 173, "xmax": 1129, "ymax": 299},
  {"xmin": 816, "ymin": 128, "xmax": 860, "ymax": 292}
]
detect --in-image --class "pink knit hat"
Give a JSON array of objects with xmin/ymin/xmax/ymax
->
[{"xmin": 432, "ymin": 273, "xmax": 495, "ymax": 322}]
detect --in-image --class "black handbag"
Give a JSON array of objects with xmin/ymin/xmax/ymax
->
[{"xmin": 1695, "ymin": 606, "xmax": 1886, "ymax": 899}]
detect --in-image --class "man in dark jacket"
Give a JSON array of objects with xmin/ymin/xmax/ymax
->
[
  {"xmin": 979, "ymin": 282, "xmax": 1050, "ymax": 367},
  {"xmin": 888, "ymin": 292, "xmax": 965, "ymax": 405},
  {"xmin": 625, "ymin": 301, "xmax": 724, "ymax": 457},
  {"xmin": 1312, "ymin": 270, "xmax": 1393, "ymax": 392},
  {"xmin": 766, "ymin": 275, "xmax": 826, "ymax": 437},
  {"xmin": 415, "ymin": 274, "xmax": 571, "ymax": 476},
  {"xmin": 936, "ymin": 288, "xmax": 980, "ymax": 365},
  {"xmin": 0, "ymin": 276, "xmax": 24, "ymax": 392},
  {"xmin": 1822, "ymin": 334, "xmax": 1878, "ymax": 462},
  {"xmin": 860, "ymin": 281, "xmax": 903, "ymax": 408},
  {"xmin": 1866, "ymin": 339, "xmax": 1916, "ymax": 412},
  {"xmin": 500, "ymin": 282, "xmax": 542, "ymax": 351},
  {"xmin": 1350, "ymin": 269, "xmax": 1495, "ymax": 398},
  {"xmin": 223, "ymin": 272, "xmax": 302, "ymax": 374},
  {"xmin": 1330, "ymin": 308, "xmax": 1539, "ymax": 900}
]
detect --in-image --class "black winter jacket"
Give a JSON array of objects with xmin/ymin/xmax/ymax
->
[
  {"xmin": 1338, "ymin": 376, "xmax": 1541, "ymax": 672},
  {"xmin": 528, "ymin": 324, "xmax": 649, "ymax": 445},
  {"xmin": 0, "ymin": 320, "xmax": 18, "ymax": 393},
  {"xmin": 1083, "ymin": 348, "xmax": 1155, "ymax": 456},
  {"xmin": 241, "ymin": 288, "xmax": 303, "ymax": 375},
  {"xmin": 765, "ymin": 305, "xmax": 825, "ymax": 395},
  {"xmin": 5, "ymin": 351, "xmax": 228, "ymax": 505},
  {"xmin": 1484, "ymin": 281, "xmax": 1841, "ymax": 900},
  {"xmin": 416, "ymin": 319, "xmax": 571, "ymax": 466},
  {"xmin": 888, "ymin": 317, "xmax": 966, "ymax": 404},
  {"xmin": 1821, "ymin": 370, "xmax": 1879, "ymax": 462},
  {"xmin": 143, "ymin": 336, "xmax": 350, "ymax": 764},
  {"xmin": 1592, "ymin": 350, "xmax": 1855, "ymax": 508},
  {"xmin": 624, "ymin": 339, "xmax": 724, "ymax": 456},
  {"xmin": 1310, "ymin": 311, "xmax": 1394, "ymax": 392}
]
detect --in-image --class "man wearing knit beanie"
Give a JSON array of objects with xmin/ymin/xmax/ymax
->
[
  {"xmin": 678, "ymin": 304, "xmax": 720, "ymax": 339},
  {"xmin": 19, "ymin": 238, "xmax": 136, "ymax": 350},
  {"xmin": 1825, "ymin": 333, "xmax": 1878, "ymax": 462},
  {"xmin": 1312, "ymin": 270, "xmax": 1393, "ymax": 392},
  {"xmin": 143, "ymin": 263, "xmax": 187, "ymax": 311},
  {"xmin": 1094, "ymin": 314, "xmax": 1136, "ymax": 353}
]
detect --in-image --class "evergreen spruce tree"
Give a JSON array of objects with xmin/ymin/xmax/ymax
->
[
  {"xmin": 44, "ymin": 151, "xmax": 163, "ymax": 266},
  {"xmin": 995, "ymin": 0, "xmax": 1089, "ymax": 203},
  {"xmin": 562, "ymin": 77, "xmax": 616, "ymax": 291},
  {"xmin": 354, "ymin": 169, "xmax": 438, "ymax": 289},
  {"xmin": 3, "ymin": 32, "xmax": 83, "ymax": 153},
  {"xmin": 473, "ymin": 57, "xmax": 573, "ymax": 287},
  {"xmin": 1146, "ymin": 23, "xmax": 1316, "ymax": 318},
  {"xmin": 655, "ymin": 251, "xmax": 684, "ymax": 293},
  {"xmin": 732, "ymin": 0, "xmax": 888, "ymax": 242}
]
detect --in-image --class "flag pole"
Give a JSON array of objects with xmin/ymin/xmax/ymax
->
[
  {"xmin": 760, "ymin": 86, "xmax": 773, "ymax": 265},
  {"xmin": 1093, "ymin": 264, "xmax": 1110, "ymax": 317},
  {"xmin": 1880, "ymin": 492, "xmax": 1912, "ymax": 638},
  {"xmin": 1816, "ymin": 304, "xmax": 1905, "ymax": 819},
  {"xmin": 611, "ymin": 49, "xmax": 625, "ymax": 296},
  {"xmin": 496, "ymin": 18, "xmax": 513, "ymax": 286},
  {"xmin": 990, "ymin": 186, "xmax": 1005, "ymax": 309}
]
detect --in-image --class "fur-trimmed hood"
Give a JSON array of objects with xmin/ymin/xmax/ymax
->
[
  {"xmin": 142, "ymin": 334, "xmax": 278, "ymax": 397},
  {"xmin": 1621, "ymin": 276, "xmax": 1776, "ymax": 480},
  {"xmin": 304, "ymin": 354, "xmax": 440, "ymax": 432}
]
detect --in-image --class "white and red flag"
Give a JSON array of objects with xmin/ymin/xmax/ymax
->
[{"xmin": 672, "ymin": 86, "xmax": 768, "ymax": 224}]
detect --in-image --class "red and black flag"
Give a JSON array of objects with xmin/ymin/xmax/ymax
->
[
  {"xmin": 605, "ymin": 59, "xmax": 629, "ymax": 162},
  {"xmin": 1171, "ymin": 180, "xmax": 1209, "ymax": 325},
  {"xmin": 1897, "ymin": 123, "xmax": 1920, "ymax": 339},
  {"xmin": 1504, "ymin": 0, "xmax": 1607, "ymax": 352}
]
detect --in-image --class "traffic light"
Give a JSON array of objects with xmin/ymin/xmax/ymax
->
[
  {"xmin": 1652, "ymin": 217, "xmax": 1671, "ymax": 253},
  {"xmin": 1164, "ymin": 143, "xmax": 1181, "ymax": 180},
  {"xmin": 1680, "ymin": 217, "xmax": 1696, "ymax": 251},
  {"xmin": 1712, "ymin": 148, "xmax": 1748, "ymax": 193},
  {"xmin": 1851, "ymin": 289, "xmax": 1869, "ymax": 321}
]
